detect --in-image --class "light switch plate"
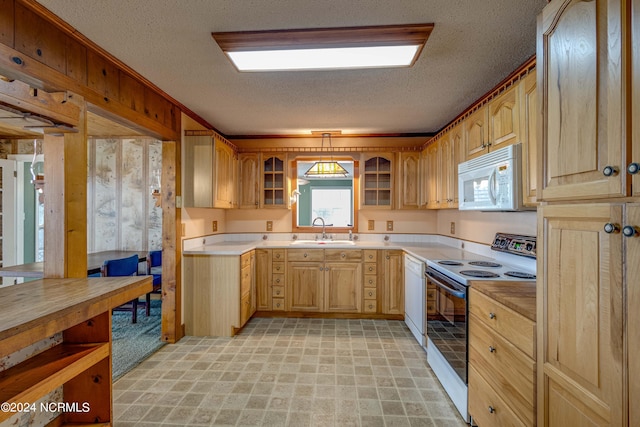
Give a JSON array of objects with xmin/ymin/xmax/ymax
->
[
  {"xmin": 368, "ymin": 220, "xmax": 375, "ymax": 230},
  {"xmin": 450, "ymin": 222, "xmax": 455, "ymax": 234},
  {"xmin": 266, "ymin": 221, "xmax": 273, "ymax": 231},
  {"xmin": 386, "ymin": 221, "xmax": 393, "ymax": 231}
]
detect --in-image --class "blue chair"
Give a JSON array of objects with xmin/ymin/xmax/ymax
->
[
  {"xmin": 146, "ymin": 250, "xmax": 162, "ymax": 316},
  {"xmin": 102, "ymin": 254, "xmax": 141, "ymax": 323}
]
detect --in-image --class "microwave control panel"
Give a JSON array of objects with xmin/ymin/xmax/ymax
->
[{"xmin": 491, "ymin": 233, "xmax": 536, "ymax": 258}]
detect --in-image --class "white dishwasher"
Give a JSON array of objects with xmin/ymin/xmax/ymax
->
[{"xmin": 404, "ymin": 253, "xmax": 426, "ymax": 346}]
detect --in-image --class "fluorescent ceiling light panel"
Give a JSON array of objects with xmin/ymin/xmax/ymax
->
[
  {"xmin": 227, "ymin": 45, "xmax": 420, "ymax": 71},
  {"xmin": 213, "ymin": 24, "xmax": 433, "ymax": 72}
]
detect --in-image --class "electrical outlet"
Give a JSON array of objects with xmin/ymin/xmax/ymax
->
[
  {"xmin": 386, "ymin": 221, "xmax": 394, "ymax": 231},
  {"xmin": 368, "ymin": 220, "xmax": 375, "ymax": 231},
  {"xmin": 266, "ymin": 221, "xmax": 273, "ymax": 231},
  {"xmin": 450, "ymin": 222, "xmax": 455, "ymax": 234},
  {"xmin": 212, "ymin": 220, "xmax": 218, "ymax": 232}
]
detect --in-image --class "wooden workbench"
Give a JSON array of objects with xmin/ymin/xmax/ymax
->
[{"xmin": 0, "ymin": 276, "xmax": 152, "ymax": 425}]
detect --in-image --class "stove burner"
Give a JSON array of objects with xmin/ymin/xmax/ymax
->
[
  {"xmin": 459, "ymin": 270, "xmax": 500, "ymax": 278},
  {"xmin": 504, "ymin": 271, "xmax": 536, "ymax": 279},
  {"xmin": 438, "ymin": 261, "xmax": 464, "ymax": 266},
  {"xmin": 468, "ymin": 261, "xmax": 502, "ymax": 268}
]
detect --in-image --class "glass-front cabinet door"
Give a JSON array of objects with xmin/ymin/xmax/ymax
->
[
  {"xmin": 262, "ymin": 155, "xmax": 286, "ymax": 207},
  {"xmin": 362, "ymin": 155, "xmax": 392, "ymax": 208}
]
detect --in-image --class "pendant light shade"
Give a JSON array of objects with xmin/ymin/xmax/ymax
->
[{"xmin": 304, "ymin": 133, "xmax": 348, "ymax": 178}]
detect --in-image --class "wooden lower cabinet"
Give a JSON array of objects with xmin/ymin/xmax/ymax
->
[
  {"xmin": 184, "ymin": 251, "xmax": 256, "ymax": 336},
  {"xmin": 469, "ymin": 290, "xmax": 535, "ymax": 426},
  {"xmin": 382, "ymin": 250, "xmax": 404, "ymax": 315},
  {"xmin": 538, "ymin": 203, "xmax": 624, "ymax": 426},
  {"xmin": 287, "ymin": 260, "xmax": 324, "ymax": 311},
  {"xmin": 325, "ymin": 262, "xmax": 362, "ymax": 312}
]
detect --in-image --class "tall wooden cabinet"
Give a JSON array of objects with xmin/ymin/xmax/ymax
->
[
  {"xmin": 397, "ymin": 152, "xmax": 420, "ymax": 209},
  {"xmin": 537, "ymin": 1, "xmax": 636, "ymax": 426}
]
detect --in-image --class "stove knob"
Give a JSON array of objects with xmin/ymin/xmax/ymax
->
[{"xmin": 525, "ymin": 243, "xmax": 533, "ymax": 252}]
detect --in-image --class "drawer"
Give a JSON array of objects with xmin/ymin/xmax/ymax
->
[
  {"xmin": 426, "ymin": 288, "xmax": 436, "ymax": 315},
  {"xmin": 272, "ymin": 273, "xmax": 285, "ymax": 287},
  {"xmin": 272, "ymin": 285, "xmax": 284, "ymax": 298},
  {"xmin": 363, "ymin": 287, "xmax": 377, "ymax": 300},
  {"xmin": 469, "ymin": 290, "xmax": 536, "ymax": 359},
  {"xmin": 241, "ymin": 265, "xmax": 251, "ymax": 295},
  {"xmin": 469, "ymin": 365, "xmax": 527, "ymax": 427},
  {"xmin": 363, "ymin": 300, "xmax": 377, "ymax": 313},
  {"xmin": 272, "ymin": 297, "xmax": 285, "ymax": 311},
  {"xmin": 272, "ymin": 249, "xmax": 285, "ymax": 261},
  {"xmin": 272, "ymin": 262, "xmax": 285, "ymax": 274},
  {"xmin": 363, "ymin": 250, "xmax": 377, "ymax": 262},
  {"xmin": 287, "ymin": 249, "xmax": 324, "ymax": 262},
  {"xmin": 469, "ymin": 314, "xmax": 535, "ymax": 426},
  {"xmin": 364, "ymin": 263, "xmax": 377, "ymax": 275},
  {"xmin": 325, "ymin": 249, "xmax": 362, "ymax": 261},
  {"xmin": 241, "ymin": 251, "xmax": 253, "ymax": 269},
  {"xmin": 364, "ymin": 275, "xmax": 377, "ymax": 288}
]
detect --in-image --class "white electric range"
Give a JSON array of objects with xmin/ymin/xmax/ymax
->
[{"xmin": 424, "ymin": 233, "xmax": 536, "ymax": 422}]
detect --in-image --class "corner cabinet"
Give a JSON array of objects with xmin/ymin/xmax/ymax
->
[
  {"xmin": 183, "ymin": 132, "xmax": 237, "ymax": 208},
  {"xmin": 362, "ymin": 154, "xmax": 393, "ymax": 208}
]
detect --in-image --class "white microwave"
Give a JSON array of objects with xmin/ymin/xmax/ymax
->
[{"xmin": 458, "ymin": 143, "xmax": 524, "ymax": 211}]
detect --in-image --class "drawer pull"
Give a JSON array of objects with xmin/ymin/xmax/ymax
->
[
  {"xmin": 275, "ymin": 254, "xmax": 281, "ymax": 259},
  {"xmin": 275, "ymin": 290, "xmax": 281, "ymax": 295},
  {"xmin": 489, "ymin": 346, "xmax": 496, "ymax": 353},
  {"xmin": 368, "ymin": 291, "xmax": 373, "ymax": 297},
  {"xmin": 369, "ymin": 304, "xmax": 374, "ymax": 309},
  {"xmin": 275, "ymin": 278, "xmax": 280, "ymax": 284},
  {"xmin": 488, "ymin": 406, "xmax": 495, "ymax": 414},
  {"xmin": 275, "ymin": 302, "xmax": 281, "ymax": 308},
  {"xmin": 341, "ymin": 253, "xmax": 346, "ymax": 258},
  {"xmin": 304, "ymin": 253, "xmax": 308, "ymax": 258},
  {"xmin": 368, "ymin": 267, "xmax": 374, "ymax": 272},
  {"xmin": 489, "ymin": 312, "xmax": 496, "ymax": 320},
  {"xmin": 368, "ymin": 279, "xmax": 374, "ymax": 284}
]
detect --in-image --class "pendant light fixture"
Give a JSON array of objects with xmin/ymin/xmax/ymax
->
[{"xmin": 304, "ymin": 133, "xmax": 348, "ymax": 178}]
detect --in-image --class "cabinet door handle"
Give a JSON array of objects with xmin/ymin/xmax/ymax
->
[
  {"xmin": 603, "ymin": 165, "xmax": 619, "ymax": 177},
  {"xmin": 368, "ymin": 279, "xmax": 374, "ymax": 285},
  {"xmin": 368, "ymin": 304, "xmax": 374, "ymax": 309},
  {"xmin": 368, "ymin": 291, "xmax": 374, "ymax": 297},
  {"xmin": 368, "ymin": 267, "xmax": 374, "ymax": 272},
  {"xmin": 275, "ymin": 278, "xmax": 280, "ymax": 284},
  {"xmin": 489, "ymin": 312, "xmax": 496, "ymax": 320},
  {"xmin": 341, "ymin": 253, "xmax": 346, "ymax": 258},
  {"xmin": 489, "ymin": 346, "xmax": 496, "ymax": 353},
  {"xmin": 386, "ymin": 256, "xmax": 390, "ymax": 260},
  {"xmin": 623, "ymin": 226, "xmax": 639, "ymax": 238},
  {"xmin": 628, "ymin": 162, "xmax": 640, "ymax": 175},
  {"xmin": 488, "ymin": 406, "xmax": 495, "ymax": 414},
  {"xmin": 304, "ymin": 253, "xmax": 308, "ymax": 258},
  {"xmin": 604, "ymin": 223, "xmax": 620, "ymax": 234},
  {"xmin": 368, "ymin": 255, "xmax": 374, "ymax": 259}
]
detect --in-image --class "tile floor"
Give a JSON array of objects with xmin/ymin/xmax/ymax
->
[{"xmin": 113, "ymin": 318, "xmax": 467, "ymax": 426}]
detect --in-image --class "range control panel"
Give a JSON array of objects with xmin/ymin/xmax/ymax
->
[{"xmin": 491, "ymin": 233, "xmax": 536, "ymax": 258}]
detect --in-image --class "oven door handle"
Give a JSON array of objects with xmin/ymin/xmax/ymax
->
[{"xmin": 426, "ymin": 271, "xmax": 466, "ymax": 299}]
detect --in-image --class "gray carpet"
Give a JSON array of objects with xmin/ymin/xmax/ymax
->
[{"xmin": 112, "ymin": 299, "xmax": 165, "ymax": 381}]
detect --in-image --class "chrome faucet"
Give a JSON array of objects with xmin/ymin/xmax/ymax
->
[{"xmin": 312, "ymin": 217, "xmax": 328, "ymax": 240}]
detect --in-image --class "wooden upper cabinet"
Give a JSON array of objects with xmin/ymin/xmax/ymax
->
[
  {"xmin": 183, "ymin": 134, "xmax": 236, "ymax": 209},
  {"xmin": 464, "ymin": 105, "xmax": 489, "ymax": 159},
  {"xmin": 538, "ymin": 203, "xmax": 624, "ymax": 426},
  {"xmin": 449, "ymin": 123, "xmax": 465, "ymax": 206},
  {"xmin": 213, "ymin": 137, "xmax": 236, "ymax": 208},
  {"xmin": 633, "ymin": 0, "xmax": 640, "ymax": 198},
  {"xmin": 238, "ymin": 153, "xmax": 260, "ymax": 209},
  {"xmin": 520, "ymin": 70, "xmax": 538, "ymax": 207},
  {"xmin": 362, "ymin": 155, "xmax": 393, "ymax": 208},
  {"xmin": 425, "ymin": 142, "xmax": 440, "ymax": 209},
  {"xmin": 418, "ymin": 146, "xmax": 429, "ymax": 208},
  {"xmin": 262, "ymin": 155, "xmax": 287, "ymax": 208},
  {"xmin": 488, "ymin": 84, "xmax": 520, "ymax": 151},
  {"xmin": 183, "ymin": 134, "xmax": 213, "ymax": 208},
  {"xmin": 397, "ymin": 152, "xmax": 420, "ymax": 209},
  {"xmin": 538, "ymin": 0, "xmax": 625, "ymax": 201}
]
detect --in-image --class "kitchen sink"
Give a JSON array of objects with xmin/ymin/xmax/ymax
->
[{"xmin": 290, "ymin": 240, "xmax": 355, "ymax": 246}]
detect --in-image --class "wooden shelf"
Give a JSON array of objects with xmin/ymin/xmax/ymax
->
[{"xmin": 0, "ymin": 343, "xmax": 109, "ymax": 423}]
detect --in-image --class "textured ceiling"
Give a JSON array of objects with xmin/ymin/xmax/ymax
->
[{"xmin": 36, "ymin": 0, "xmax": 547, "ymax": 136}]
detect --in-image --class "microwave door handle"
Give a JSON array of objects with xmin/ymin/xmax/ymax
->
[
  {"xmin": 426, "ymin": 272, "xmax": 466, "ymax": 299},
  {"xmin": 488, "ymin": 169, "xmax": 497, "ymax": 204}
]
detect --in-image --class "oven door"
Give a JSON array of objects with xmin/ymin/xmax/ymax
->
[{"xmin": 426, "ymin": 267, "xmax": 468, "ymax": 384}]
